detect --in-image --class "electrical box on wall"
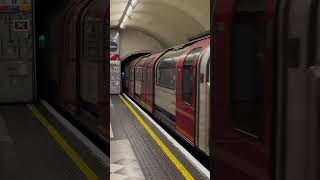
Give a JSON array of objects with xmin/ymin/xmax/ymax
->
[{"xmin": 0, "ymin": 0, "xmax": 35, "ymax": 103}]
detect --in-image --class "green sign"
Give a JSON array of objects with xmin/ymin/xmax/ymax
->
[{"xmin": 39, "ymin": 34, "xmax": 45, "ymax": 48}]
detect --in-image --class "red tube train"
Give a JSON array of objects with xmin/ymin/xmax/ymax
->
[
  {"xmin": 37, "ymin": 0, "xmax": 109, "ymax": 141},
  {"xmin": 123, "ymin": 36, "xmax": 211, "ymax": 156}
]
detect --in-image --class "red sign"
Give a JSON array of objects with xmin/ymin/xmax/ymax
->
[
  {"xmin": 13, "ymin": 20, "xmax": 29, "ymax": 31},
  {"xmin": 110, "ymin": 54, "xmax": 120, "ymax": 61}
]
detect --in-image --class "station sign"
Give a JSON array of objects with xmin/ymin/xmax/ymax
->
[
  {"xmin": 110, "ymin": 54, "xmax": 120, "ymax": 61},
  {"xmin": 110, "ymin": 30, "xmax": 120, "ymax": 58},
  {"xmin": 13, "ymin": 20, "xmax": 29, "ymax": 31},
  {"xmin": 110, "ymin": 41, "xmax": 118, "ymax": 53}
]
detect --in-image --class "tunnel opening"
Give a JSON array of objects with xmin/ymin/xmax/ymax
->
[{"xmin": 120, "ymin": 52, "xmax": 150, "ymax": 93}]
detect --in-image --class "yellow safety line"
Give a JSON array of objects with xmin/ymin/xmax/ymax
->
[
  {"xmin": 27, "ymin": 104, "xmax": 99, "ymax": 180},
  {"xmin": 119, "ymin": 95, "xmax": 195, "ymax": 180}
]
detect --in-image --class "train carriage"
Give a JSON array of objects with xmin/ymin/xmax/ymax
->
[
  {"xmin": 196, "ymin": 45, "xmax": 211, "ymax": 155},
  {"xmin": 40, "ymin": 0, "xmax": 109, "ymax": 139},
  {"xmin": 123, "ymin": 36, "xmax": 211, "ymax": 156},
  {"xmin": 127, "ymin": 57, "xmax": 142, "ymax": 98},
  {"xmin": 175, "ymin": 38, "xmax": 210, "ymax": 146},
  {"xmin": 145, "ymin": 51, "xmax": 167, "ymax": 113},
  {"xmin": 121, "ymin": 0, "xmax": 320, "ymax": 176},
  {"xmin": 134, "ymin": 56, "xmax": 148, "ymax": 105}
]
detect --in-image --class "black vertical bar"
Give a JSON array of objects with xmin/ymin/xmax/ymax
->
[
  {"xmin": 105, "ymin": 0, "xmax": 110, "ymax": 154},
  {"xmin": 210, "ymin": 0, "xmax": 215, "ymax": 179},
  {"xmin": 32, "ymin": 0, "xmax": 37, "ymax": 101},
  {"xmin": 307, "ymin": 0, "xmax": 319, "ymax": 66}
]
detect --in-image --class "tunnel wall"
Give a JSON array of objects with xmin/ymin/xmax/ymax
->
[{"xmin": 118, "ymin": 28, "xmax": 164, "ymax": 58}]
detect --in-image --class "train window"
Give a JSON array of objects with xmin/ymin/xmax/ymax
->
[
  {"xmin": 157, "ymin": 49, "xmax": 186, "ymax": 89},
  {"xmin": 125, "ymin": 66, "xmax": 129, "ymax": 88},
  {"xmin": 130, "ymin": 66, "xmax": 134, "ymax": 80},
  {"xmin": 182, "ymin": 48, "xmax": 202, "ymax": 104},
  {"xmin": 135, "ymin": 67, "xmax": 142, "ymax": 81},
  {"xmin": 146, "ymin": 58, "xmax": 154, "ymax": 92},
  {"xmin": 230, "ymin": 0, "xmax": 266, "ymax": 137}
]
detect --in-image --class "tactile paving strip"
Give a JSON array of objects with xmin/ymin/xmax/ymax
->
[
  {"xmin": 124, "ymin": 99, "xmax": 209, "ymax": 180},
  {"xmin": 111, "ymin": 95, "xmax": 209, "ymax": 180}
]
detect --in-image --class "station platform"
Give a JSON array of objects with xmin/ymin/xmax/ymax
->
[
  {"xmin": 0, "ymin": 102, "xmax": 108, "ymax": 180},
  {"xmin": 110, "ymin": 95, "xmax": 210, "ymax": 180}
]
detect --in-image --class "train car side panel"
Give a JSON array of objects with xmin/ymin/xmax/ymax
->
[
  {"xmin": 154, "ymin": 49, "xmax": 186, "ymax": 129},
  {"xmin": 197, "ymin": 46, "xmax": 211, "ymax": 156},
  {"xmin": 134, "ymin": 57, "xmax": 148, "ymax": 107},
  {"xmin": 212, "ymin": 0, "xmax": 277, "ymax": 179},
  {"xmin": 145, "ymin": 52, "xmax": 166, "ymax": 112},
  {"xmin": 128, "ymin": 57, "xmax": 142, "ymax": 98},
  {"xmin": 176, "ymin": 39, "xmax": 210, "ymax": 144}
]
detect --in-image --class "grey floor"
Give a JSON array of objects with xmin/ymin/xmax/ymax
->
[
  {"xmin": 0, "ymin": 104, "xmax": 108, "ymax": 180},
  {"xmin": 110, "ymin": 139, "xmax": 145, "ymax": 180},
  {"xmin": 110, "ymin": 95, "xmax": 209, "ymax": 180}
]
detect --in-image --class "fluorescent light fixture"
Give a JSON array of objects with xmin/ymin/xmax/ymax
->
[
  {"xmin": 123, "ymin": 15, "xmax": 129, "ymax": 24},
  {"xmin": 120, "ymin": 22, "xmax": 125, "ymax": 29},
  {"xmin": 131, "ymin": 0, "xmax": 139, "ymax": 7},
  {"xmin": 119, "ymin": 0, "xmax": 139, "ymax": 29},
  {"xmin": 126, "ymin": 5, "xmax": 133, "ymax": 16}
]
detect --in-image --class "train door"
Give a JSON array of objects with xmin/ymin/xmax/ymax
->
[
  {"xmin": 197, "ymin": 46, "xmax": 211, "ymax": 156},
  {"xmin": 145, "ymin": 51, "xmax": 167, "ymax": 113},
  {"xmin": 276, "ymin": 0, "xmax": 320, "ymax": 179},
  {"xmin": 145, "ymin": 57, "xmax": 156, "ymax": 112},
  {"xmin": 141, "ymin": 59, "xmax": 149, "ymax": 106},
  {"xmin": 176, "ymin": 39, "xmax": 209, "ymax": 144},
  {"xmin": 129, "ymin": 62, "xmax": 135, "ymax": 98},
  {"xmin": 129, "ymin": 58, "xmax": 142, "ymax": 98},
  {"xmin": 124, "ymin": 64, "xmax": 130, "ymax": 93},
  {"xmin": 134, "ymin": 66, "xmax": 142, "ymax": 99},
  {"xmin": 134, "ymin": 57, "xmax": 148, "ymax": 104},
  {"xmin": 212, "ymin": 0, "xmax": 278, "ymax": 179}
]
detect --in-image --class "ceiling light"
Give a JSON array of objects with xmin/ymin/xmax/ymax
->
[
  {"xmin": 126, "ymin": 5, "xmax": 133, "ymax": 16},
  {"xmin": 123, "ymin": 15, "xmax": 129, "ymax": 24},
  {"xmin": 120, "ymin": 22, "xmax": 125, "ymax": 29},
  {"xmin": 131, "ymin": 0, "xmax": 139, "ymax": 7},
  {"xmin": 119, "ymin": 0, "xmax": 139, "ymax": 29}
]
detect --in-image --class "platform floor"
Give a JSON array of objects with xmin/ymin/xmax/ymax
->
[
  {"xmin": 110, "ymin": 95, "xmax": 209, "ymax": 180},
  {"xmin": 0, "ymin": 103, "xmax": 108, "ymax": 180}
]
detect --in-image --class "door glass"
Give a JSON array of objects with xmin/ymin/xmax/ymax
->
[
  {"xmin": 182, "ymin": 48, "xmax": 202, "ymax": 104},
  {"xmin": 156, "ymin": 49, "xmax": 185, "ymax": 90},
  {"xmin": 230, "ymin": 0, "xmax": 266, "ymax": 137}
]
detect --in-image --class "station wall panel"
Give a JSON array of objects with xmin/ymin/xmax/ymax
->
[{"xmin": 0, "ymin": 1, "xmax": 34, "ymax": 103}]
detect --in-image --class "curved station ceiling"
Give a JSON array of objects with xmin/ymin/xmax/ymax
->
[{"xmin": 110, "ymin": 0, "xmax": 210, "ymax": 47}]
